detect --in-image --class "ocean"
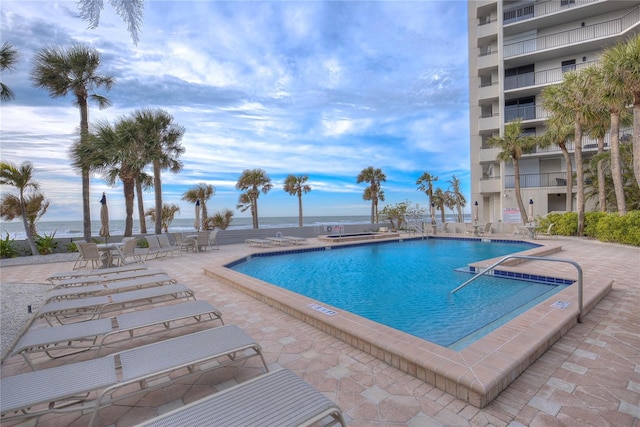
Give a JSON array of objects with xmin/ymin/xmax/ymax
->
[{"xmin": 0, "ymin": 216, "xmax": 376, "ymax": 240}]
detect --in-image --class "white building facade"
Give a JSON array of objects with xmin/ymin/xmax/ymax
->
[{"xmin": 468, "ymin": 0, "xmax": 640, "ymax": 225}]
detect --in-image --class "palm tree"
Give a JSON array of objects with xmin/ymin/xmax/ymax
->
[
  {"xmin": 31, "ymin": 44, "xmax": 114, "ymax": 242},
  {"xmin": 145, "ymin": 203, "xmax": 180, "ymax": 233},
  {"xmin": 542, "ymin": 71, "xmax": 600, "ymax": 234},
  {"xmin": 283, "ymin": 174, "xmax": 311, "ymax": 227},
  {"xmin": 1, "ymin": 42, "xmax": 18, "ymax": 101},
  {"xmin": 445, "ymin": 175, "xmax": 467, "ymax": 223},
  {"xmin": 76, "ymin": 0, "xmax": 144, "ymax": 44},
  {"xmin": 182, "ymin": 183, "xmax": 215, "ymax": 230},
  {"xmin": 602, "ymin": 35, "xmax": 640, "ymax": 189},
  {"xmin": 235, "ymin": 169, "xmax": 273, "ymax": 229},
  {"xmin": 207, "ymin": 208, "xmax": 234, "ymax": 230},
  {"xmin": 357, "ymin": 166, "xmax": 386, "ymax": 224},
  {"xmin": 73, "ymin": 117, "xmax": 147, "ymax": 237},
  {"xmin": 432, "ymin": 187, "xmax": 447, "ymax": 224},
  {"xmin": 537, "ymin": 115, "xmax": 575, "ymax": 212},
  {"xmin": 0, "ymin": 161, "xmax": 41, "ymax": 255},
  {"xmin": 133, "ymin": 109, "xmax": 185, "ymax": 235},
  {"xmin": 0, "ymin": 191, "xmax": 50, "ymax": 238},
  {"xmin": 416, "ymin": 172, "xmax": 438, "ymax": 207},
  {"xmin": 487, "ymin": 120, "xmax": 537, "ymax": 224}
]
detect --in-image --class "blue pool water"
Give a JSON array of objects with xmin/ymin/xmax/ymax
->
[{"xmin": 229, "ymin": 238, "xmax": 571, "ymax": 348}]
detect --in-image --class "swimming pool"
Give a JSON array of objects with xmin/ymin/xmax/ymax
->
[{"xmin": 228, "ymin": 238, "xmax": 570, "ymax": 348}]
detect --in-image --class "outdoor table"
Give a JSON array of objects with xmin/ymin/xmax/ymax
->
[
  {"xmin": 521, "ymin": 225, "xmax": 537, "ymax": 239},
  {"xmin": 96, "ymin": 243, "xmax": 124, "ymax": 268}
]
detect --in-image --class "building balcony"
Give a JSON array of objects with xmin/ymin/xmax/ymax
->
[
  {"xmin": 477, "ymin": 18, "xmax": 498, "ymax": 41},
  {"xmin": 504, "ymin": 6, "xmax": 640, "ymax": 59},
  {"xmin": 505, "ymin": 104, "xmax": 550, "ymax": 123},
  {"xmin": 479, "ymin": 146, "xmax": 501, "ymax": 163},
  {"xmin": 477, "ymin": 51, "xmax": 498, "ymax": 70},
  {"xmin": 478, "ymin": 113, "xmax": 500, "ymax": 132},
  {"xmin": 534, "ymin": 128, "xmax": 631, "ymax": 154},
  {"xmin": 479, "ymin": 177, "xmax": 502, "ymax": 193},
  {"xmin": 504, "ymin": 60, "xmax": 598, "ymax": 92},
  {"xmin": 478, "ymin": 81, "xmax": 499, "ymax": 100},
  {"xmin": 503, "ymin": 0, "xmax": 603, "ymax": 25}
]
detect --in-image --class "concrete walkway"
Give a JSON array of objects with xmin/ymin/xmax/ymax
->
[{"xmin": 1, "ymin": 236, "xmax": 638, "ymax": 426}]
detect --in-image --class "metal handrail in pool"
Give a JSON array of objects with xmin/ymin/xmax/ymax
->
[{"xmin": 450, "ymin": 255, "xmax": 584, "ymax": 323}]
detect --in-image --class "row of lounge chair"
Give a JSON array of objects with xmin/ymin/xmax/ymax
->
[
  {"xmin": 2, "ymin": 262, "xmax": 345, "ymax": 426},
  {"xmin": 246, "ymin": 233, "xmax": 308, "ymax": 248}
]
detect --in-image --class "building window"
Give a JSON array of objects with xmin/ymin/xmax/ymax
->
[
  {"xmin": 561, "ymin": 0, "xmax": 576, "ymax": 6},
  {"xmin": 561, "ymin": 59, "xmax": 576, "ymax": 73}
]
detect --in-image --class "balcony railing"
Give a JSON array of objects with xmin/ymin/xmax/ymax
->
[
  {"xmin": 504, "ymin": 6, "xmax": 640, "ymax": 58},
  {"xmin": 505, "ymin": 104, "xmax": 549, "ymax": 122},
  {"xmin": 504, "ymin": 0, "xmax": 600, "ymax": 25},
  {"xmin": 505, "ymin": 172, "xmax": 573, "ymax": 189},
  {"xmin": 504, "ymin": 60, "xmax": 598, "ymax": 90}
]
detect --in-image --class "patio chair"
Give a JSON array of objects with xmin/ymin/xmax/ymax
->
[
  {"xmin": 157, "ymin": 233, "xmax": 182, "ymax": 257},
  {"xmin": 110, "ymin": 238, "xmax": 143, "ymax": 266},
  {"xmin": 172, "ymin": 232, "xmax": 196, "ymax": 252},
  {"xmin": 73, "ymin": 242, "xmax": 101, "ymax": 270},
  {"xmin": 194, "ymin": 230, "xmax": 218, "ymax": 252},
  {"xmin": 283, "ymin": 235, "xmax": 308, "ymax": 245},
  {"xmin": 145, "ymin": 235, "xmax": 172, "ymax": 260},
  {"xmin": 537, "ymin": 223, "xmax": 556, "ymax": 239},
  {"xmin": 0, "ymin": 326, "xmax": 268, "ymax": 426},
  {"xmin": 12, "ymin": 300, "xmax": 224, "ymax": 370},
  {"xmin": 478, "ymin": 222, "xmax": 492, "ymax": 236},
  {"xmin": 137, "ymin": 369, "xmax": 346, "ymax": 427}
]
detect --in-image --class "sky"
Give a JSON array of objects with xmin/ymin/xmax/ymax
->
[{"xmin": 0, "ymin": 0, "xmax": 470, "ymax": 223}]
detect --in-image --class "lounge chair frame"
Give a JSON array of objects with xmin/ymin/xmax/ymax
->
[
  {"xmin": 0, "ymin": 326, "xmax": 268, "ymax": 426},
  {"xmin": 137, "ymin": 369, "xmax": 346, "ymax": 427},
  {"xmin": 12, "ymin": 300, "xmax": 224, "ymax": 370},
  {"xmin": 47, "ymin": 264, "xmax": 148, "ymax": 284}
]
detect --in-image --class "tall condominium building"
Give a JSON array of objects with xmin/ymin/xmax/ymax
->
[{"xmin": 468, "ymin": 0, "xmax": 640, "ymax": 226}]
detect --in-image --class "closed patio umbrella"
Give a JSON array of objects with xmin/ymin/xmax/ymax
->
[
  {"xmin": 528, "ymin": 198, "xmax": 534, "ymax": 224},
  {"xmin": 99, "ymin": 193, "xmax": 110, "ymax": 242},
  {"xmin": 473, "ymin": 201, "xmax": 479, "ymax": 224},
  {"xmin": 194, "ymin": 200, "xmax": 201, "ymax": 231}
]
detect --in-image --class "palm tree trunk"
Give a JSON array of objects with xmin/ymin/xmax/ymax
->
[
  {"xmin": 19, "ymin": 191, "xmax": 38, "ymax": 255},
  {"xmin": 633, "ymin": 98, "xmax": 640, "ymax": 189},
  {"xmin": 136, "ymin": 179, "xmax": 147, "ymax": 234},
  {"xmin": 559, "ymin": 143, "xmax": 573, "ymax": 212},
  {"xmin": 79, "ymin": 98, "xmax": 92, "ymax": 242},
  {"xmin": 297, "ymin": 194, "xmax": 303, "ymax": 227},
  {"xmin": 597, "ymin": 135, "xmax": 606, "ymax": 212},
  {"xmin": 610, "ymin": 112, "xmax": 626, "ymax": 214},
  {"xmin": 123, "ymin": 179, "xmax": 135, "ymax": 237},
  {"xmin": 153, "ymin": 160, "xmax": 162, "ymax": 235},
  {"xmin": 513, "ymin": 159, "xmax": 528, "ymax": 224},
  {"xmin": 575, "ymin": 121, "xmax": 585, "ymax": 235}
]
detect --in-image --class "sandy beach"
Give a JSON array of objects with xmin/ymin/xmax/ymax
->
[{"xmin": 1, "ymin": 236, "xmax": 638, "ymax": 426}]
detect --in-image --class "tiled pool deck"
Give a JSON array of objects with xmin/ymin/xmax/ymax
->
[{"xmin": 1, "ymin": 235, "xmax": 638, "ymax": 426}]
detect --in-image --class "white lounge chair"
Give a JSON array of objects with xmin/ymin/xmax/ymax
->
[
  {"xmin": 37, "ymin": 283, "xmax": 195, "ymax": 325},
  {"xmin": 11, "ymin": 300, "xmax": 224, "ymax": 370},
  {"xmin": 0, "ymin": 326, "xmax": 268, "ymax": 426},
  {"xmin": 283, "ymin": 236, "xmax": 308, "ymax": 245},
  {"xmin": 145, "ymin": 235, "xmax": 173, "ymax": 260},
  {"xmin": 137, "ymin": 369, "xmax": 346, "ymax": 427},
  {"xmin": 478, "ymin": 222, "xmax": 492, "ymax": 236},
  {"xmin": 46, "ymin": 273, "xmax": 176, "ymax": 302},
  {"xmin": 47, "ymin": 264, "xmax": 148, "ymax": 284},
  {"xmin": 246, "ymin": 238, "xmax": 274, "ymax": 247},
  {"xmin": 52, "ymin": 268, "xmax": 170, "ymax": 289},
  {"xmin": 156, "ymin": 234, "xmax": 182, "ymax": 257},
  {"xmin": 537, "ymin": 223, "xmax": 556, "ymax": 239}
]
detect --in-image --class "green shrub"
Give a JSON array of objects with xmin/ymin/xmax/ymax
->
[
  {"xmin": 66, "ymin": 241, "xmax": 79, "ymax": 253},
  {"xmin": 596, "ymin": 211, "xmax": 640, "ymax": 246},
  {"xmin": 539, "ymin": 212, "xmax": 577, "ymax": 236},
  {"xmin": 0, "ymin": 233, "xmax": 18, "ymax": 259},
  {"xmin": 35, "ymin": 232, "xmax": 58, "ymax": 255},
  {"xmin": 137, "ymin": 239, "xmax": 149, "ymax": 249},
  {"xmin": 584, "ymin": 211, "xmax": 607, "ymax": 238}
]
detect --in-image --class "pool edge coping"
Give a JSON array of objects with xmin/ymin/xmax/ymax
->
[{"xmin": 203, "ymin": 237, "xmax": 612, "ymax": 408}]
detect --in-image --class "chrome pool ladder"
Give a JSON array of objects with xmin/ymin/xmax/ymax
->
[{"xmin": 450, "ymin": 255, "xmax": 584, "ymax": 323}]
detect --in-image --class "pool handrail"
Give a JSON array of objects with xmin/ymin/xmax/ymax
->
[{"xmin": 450, "ymin": 255, "xmax": 584, "ymax": 323}]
